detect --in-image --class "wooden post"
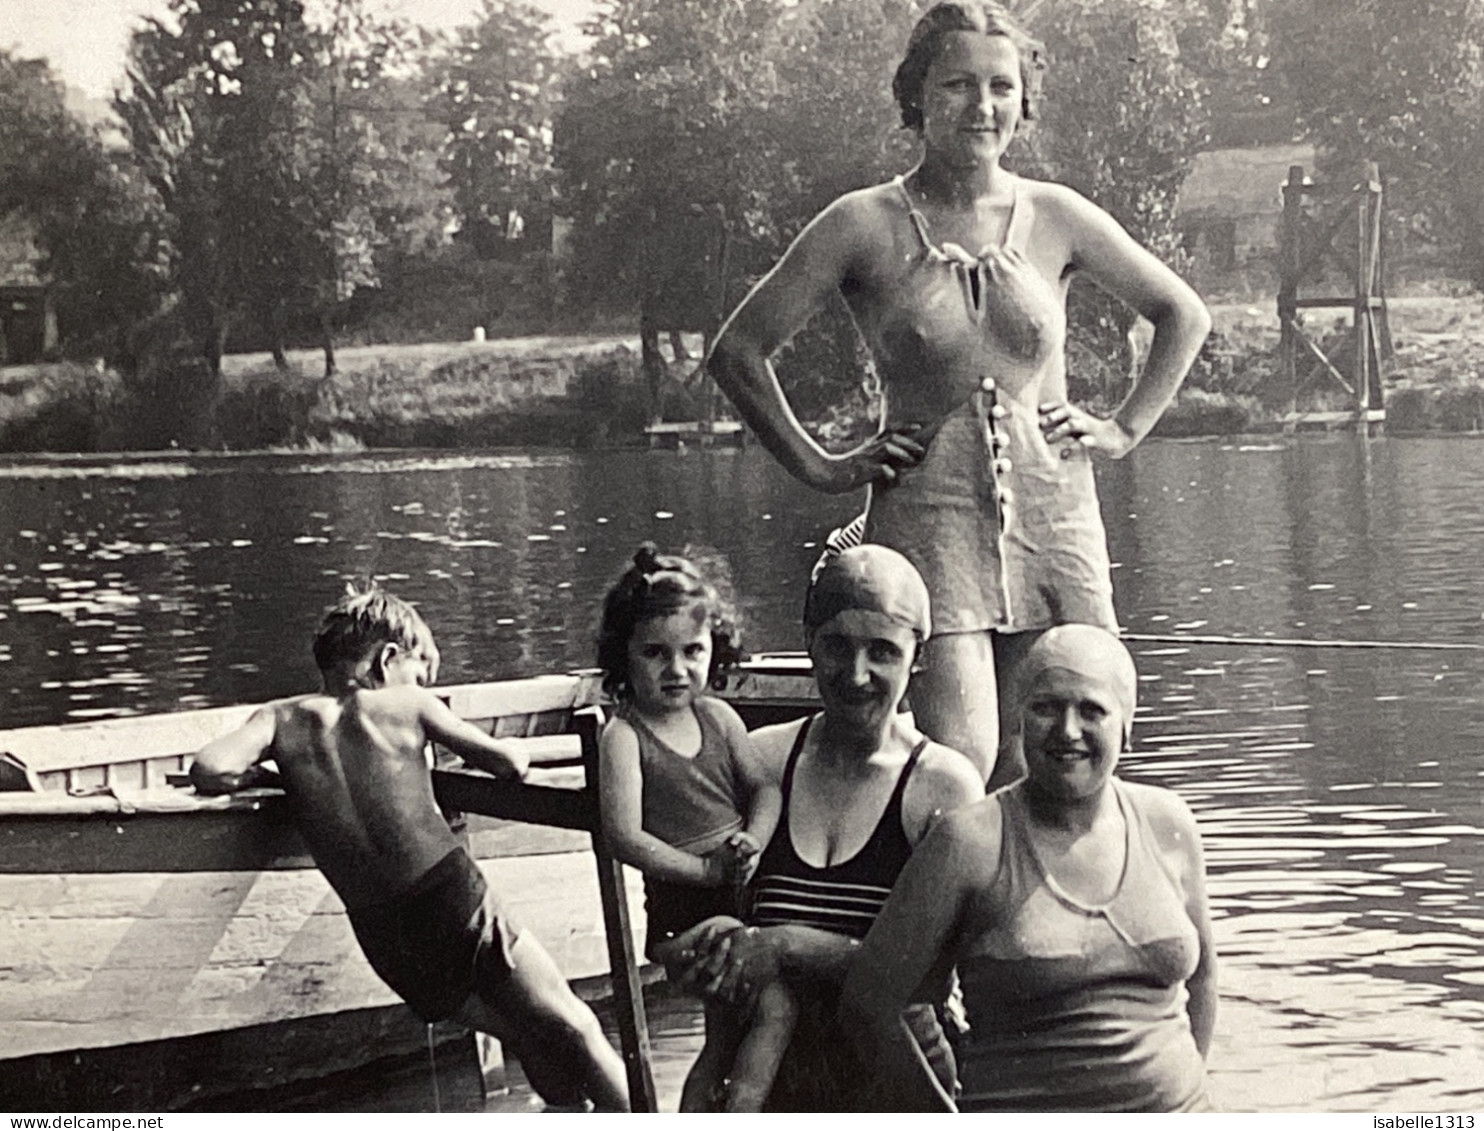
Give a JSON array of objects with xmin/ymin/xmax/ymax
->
[
  {"xmin": 578, "ymin": 708, "xmax": 658, "ymax": 1113},
  {"xmin": 1354, "ymin": 163, "xmax": 1372, "ymax": 423},
  {"xmin": 475, "ymin": 1031, "xmax": 509, "ymax": 1099},
  {"xmin": 1276, "ymin": 165, "xmax": 1305, "ymax": 417},
  {"xmin": 1273, "ymin": 162, "xmax": 1389, "ymax": 431},
  {"xmin": 1361, "ymin": 162, "xmax": 1386, "ymax": 415},
  {"xmin": 42, "ymin": 289, "xmax": 60, "ymax": 362}
]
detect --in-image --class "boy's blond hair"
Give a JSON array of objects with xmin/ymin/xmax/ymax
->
[{"xmin": 311, "ymin": 582, "xmax": 439, "ymax": 677}]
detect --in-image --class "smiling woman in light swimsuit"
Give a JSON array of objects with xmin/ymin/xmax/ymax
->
[
  {"xmin": 839, "ymin": 624, "xmax": 1217, "ymax": 1112},
  {"xmin": 708, "ymin": 1, "xmax": 1211, "ymax": 788}
]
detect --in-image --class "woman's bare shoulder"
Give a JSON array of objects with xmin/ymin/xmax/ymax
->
[
  {"xmin": 913, "ymin": 741, "xmax": 988, "ymax": 809},
  {"xmin": 831, "ymin": 178, "xmax": 909, "ymax": 214},
  {"xmin": 804, "ymin": 180, "xmax": 911, "ymax": 248},
  {"xmin": 1119, "ymin": 778, "xmax": 1202, "ymax": 845},
  {"xmin": 746, "ymin": 716, "xmax": 808, "ymax": 781},
  {"xmin": 1012, "ymin": 172, "xmax": 1092, "ymax": 211},
  {"xmin": 919, "ymin": 793, "xmax": 1006, "ymax": 886},
  {"xmin": 1015, "ymin": 175, "xmax": 1137, "ymax": 252}
]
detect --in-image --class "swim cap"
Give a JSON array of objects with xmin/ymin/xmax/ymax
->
[
  {"xmin": 804, "ymin": 545, "xmax": 932, "ymax": 640},
  {"xmin": 1021, "ymin": 624, "xmax": 1137, "ymax": 719}
]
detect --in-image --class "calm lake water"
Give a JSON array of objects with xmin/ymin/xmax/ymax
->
[{"xmin": 2, "ymin": 438, "xmax": 1483, "ymax": 1111}]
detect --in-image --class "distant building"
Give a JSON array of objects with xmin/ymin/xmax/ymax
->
[
  {"xmin": 0, "ymin": 212, "xmax": 58, "ymax": 365},
  {"xmin": 1176, "ymin": 142, "xmax": 1315, "ymax": 295}
]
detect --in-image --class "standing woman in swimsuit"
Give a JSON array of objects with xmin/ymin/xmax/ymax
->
[{"xmin": 708, "ymin": 1, "xmax": 1211, "ymax": 788}]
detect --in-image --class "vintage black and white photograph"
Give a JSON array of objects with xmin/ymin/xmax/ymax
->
[{"xmin": 1, "ymin": 0, "xmax": 1482, "ymax": 1115}]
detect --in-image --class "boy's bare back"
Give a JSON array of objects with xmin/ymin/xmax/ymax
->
[
  {"xmin": 270, "ymin": 685, "xmax": 468, "ymax": 907},
  {"xmin": 193, "ymin": 682, "xmax": 528, "ymax": 910}
]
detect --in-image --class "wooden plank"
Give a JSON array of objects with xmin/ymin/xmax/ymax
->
[
  {"xmin": 0, "ymin": 705, "xmax": 264, "ymax": 775},
  {"xmin": 642, "ymin": 420, "xmax": 742, "ymax": 435},
  {"xmin": 0, "ymin": 676, "xmax": 598, "ymax": 778},
  {"xmin": 440, "ymin": 674, "xmax": 600, "ymax": 723},
  {"xmin": 431, "ymin": 771, "xmax": 593, "ymax": 832},
  {"xmin": 1283, "ymin": 409, "xmax": 1387, "ymax": 424},
  {"xmin": 1287, "ymin": 319, "xmax": 1354, "ymax": 395},
  {"xmin": 0, "ymin": 850, "xmax": 642, "ymax": 1063},
  {"xmin": 1294, "ymin": 296, "xmax": 1364, "ymax": 308},
  {"xmin": 579, "ymin": 709, "xmax": 658, "ymax": 1113},
  {"xmin": 439, "ymin": 733, "xmax": 581, "ymax": 768}
]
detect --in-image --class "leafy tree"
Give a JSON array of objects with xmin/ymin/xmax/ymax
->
[
  {"xmin": 0, "ymin": 51, "xmax": 167, "ymax": 360},
  {"xmin": 429, "ymin": 0, "xmax": 560, "ymax": 256},
  {"xmin": 294, "ymin": 0, "xmax": 437, "ymax": 371},
  {"xmin": 554, "ymin": 0, "xmax": 791, "ymax": 317},
  {"xmin": 1267, "ymin": 0, "xmax": 1484, "ymax": 288},
  {"xmin": 118, "ymin": 0, "xmax": 433, "ymax": 377},
  {"xmin": 1017, "ymin": 0, "xmax": 1214, "ymax": 396},
  {"xmin": 766, "ymin": 0, "xmax": 920, "ymax": 227},
  {"xmin": 119, "ymin": 1, "xmax": 281, "ymax": 375}
]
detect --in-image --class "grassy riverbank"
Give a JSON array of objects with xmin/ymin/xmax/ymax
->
[
  {"xmin": 0, "ymin": 336, "xmax": 647, "ymax": 452},
  {"xmin": 2, "ymin": 293, "xmax": 1482, "ymax": 453}
]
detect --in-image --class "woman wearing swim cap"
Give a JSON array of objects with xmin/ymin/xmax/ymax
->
[
  {"xmin": 672, "ymin": 546, "xmax": 984, "ymax": 1108},
  {"xmin": 840, "ymin": 625, "xmax": 1217, "ymax": 1111}
]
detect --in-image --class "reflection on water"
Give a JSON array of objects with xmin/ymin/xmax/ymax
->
[{"xmin": 3, "ymin": 438, "xmax": 1484, "ymax": 1111}]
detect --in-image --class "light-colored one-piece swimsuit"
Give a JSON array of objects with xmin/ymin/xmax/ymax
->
[{"xmin": 848, "ymin": 173, "xmax": 1118, "ymax": 636}]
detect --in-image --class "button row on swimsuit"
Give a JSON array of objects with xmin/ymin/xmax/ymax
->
[
  {"xmin": 980, "ymin": 374, "xmax": 1074, "ymax": 459},
  {"xmin": 979, "ymin": 378, "xmax": 1006, "ymax": 419},
  {"xmin": 980, "ymin": 377, "xmax": 1011, "ymax": 486}
]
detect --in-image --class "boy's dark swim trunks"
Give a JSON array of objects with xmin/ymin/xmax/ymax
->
[{"xmin": 347, "ymin": 847, "xmax": 520, "ymax": 1023}]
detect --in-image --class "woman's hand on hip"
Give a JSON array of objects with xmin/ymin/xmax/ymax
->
[
  {"xmin": 1038, "ymin": 401, "xmax": 1135, "ymax": 459},
  {"xmin": 814, "ymin": 421, "xmax": 939, "ymax": 494}
]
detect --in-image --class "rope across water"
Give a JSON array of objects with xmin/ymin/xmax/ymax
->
[{"xmin": 1123, "ymin": 632, "xmax": 1484, "ymax": 653}]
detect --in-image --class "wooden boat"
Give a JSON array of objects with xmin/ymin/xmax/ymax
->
[{"xmin": 0, "ymin": 658, "xmax": 816, "ymax": 1111}]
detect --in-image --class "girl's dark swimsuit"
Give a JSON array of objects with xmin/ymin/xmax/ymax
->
[{"xmin": 617, "ymin": 698, "xmax": 752, "ymax": 958}]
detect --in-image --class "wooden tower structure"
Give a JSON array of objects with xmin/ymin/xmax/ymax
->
[
  {"xmin": 1276, "ymin": 161, "xmax": 1392, "ymax": 432},
  {"xmin": 637, "ymin": 203, "xmax": 741, "ymax": 447}
]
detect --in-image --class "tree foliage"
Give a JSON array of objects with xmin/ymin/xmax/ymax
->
[
  {"xmin": 428, "ymin": 0, "xmax": 559, "ymax": 255},
  {"xmin": 1268, "ymin": 0, "xmax": 1484, "ymax": 288},
  {"xmin": 555, "ymin": 0, "xmax": 797, "ymax": 314},
  {"xmin": 0, "ymin": 51, "xmax": 166, "ymax": 358},
  {"xmin": 554, "ymin": 0, "xmax": 1212, "ymax": 339},
  {"xmin": 116, "ymin": 0, "xmax": 439, "ymax": 376},
  {"xmin": 1017, "ymin": 0, "xmax": 1214, "ymax": 394}
]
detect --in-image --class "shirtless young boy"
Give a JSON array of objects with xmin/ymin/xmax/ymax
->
[{"xmin": 189, "ymin": 584, "xmax": 629, "ymax": 1111}]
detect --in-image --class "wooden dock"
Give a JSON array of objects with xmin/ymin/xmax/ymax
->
[{"xmin": 643, "ymin": 419, "xmax": 746, "ymax": 449}]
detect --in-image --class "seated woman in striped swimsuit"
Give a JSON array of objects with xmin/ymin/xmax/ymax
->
[{"xmin": 671, "ymin": 545, "xmax": 984, "ymax": 1109}]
